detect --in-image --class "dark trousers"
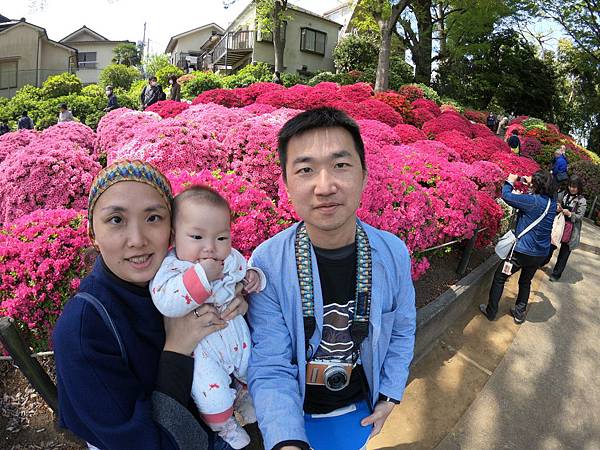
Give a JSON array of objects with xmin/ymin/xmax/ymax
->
[
  {"xmin": 543, "ymin": 243, "xmax": 572, "ymax": 279},
  {"xmin": 486, "ymin": 251, "xmax": 546, "ymax": 319}
]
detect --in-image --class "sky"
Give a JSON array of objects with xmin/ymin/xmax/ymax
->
[{"xmin": 2, "ymin": 0, "xmax": 346, "ymax": 55}]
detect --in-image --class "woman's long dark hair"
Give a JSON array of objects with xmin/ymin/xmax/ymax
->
[{"xmin": 531, "ymin": 170, "xmax": 557, "ymax": 197}]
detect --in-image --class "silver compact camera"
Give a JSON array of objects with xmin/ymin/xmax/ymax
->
[{"xmin": 306, "ymin": 360, "xmax": 353, "ymax": 392}]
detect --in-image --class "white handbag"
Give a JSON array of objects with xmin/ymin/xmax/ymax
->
[{"xmin": 495, "ymin": 198, "xmax": 551, "ymax": 260}]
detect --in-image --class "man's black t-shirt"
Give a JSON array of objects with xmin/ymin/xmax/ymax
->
[{"xmin": 303, "ymin": 243, "xmax": 368, "ymax": 414}]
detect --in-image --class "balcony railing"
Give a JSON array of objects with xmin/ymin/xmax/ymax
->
[{"xmin": 212, "ymin": 30, "xmax": 255, "ymax": 65}]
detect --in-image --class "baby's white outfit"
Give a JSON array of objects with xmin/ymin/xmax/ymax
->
[{"xmin": 150, "ymin": 248, "xmax": 265, "ymax": 449}]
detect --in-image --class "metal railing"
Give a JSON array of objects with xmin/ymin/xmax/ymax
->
[{"xmin": 211, "ymin": 30, "xmax": 255, "ymax": 63}]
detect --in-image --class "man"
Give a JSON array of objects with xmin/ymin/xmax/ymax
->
[
  {"xmin": 0, "ymin": 121, "xmax": 9, "ymax": 136},
  {"xmin": 17, "ymin": 111, "xmax": 34, "ymax": 130},
  {"xmin": 507, "ymin": 129, "xmax": 521, "ymax": 155},
  {"xmin": 486, "ymin": 112, "xmax": 497, "ymax": 131},
  {"xmin": 104, "ymin": 85, "xmax": 119, "ymax": 112},
  {"xmin": 140, "ymin": 76, "xmax": 165, "ymax": 110},
  {"xmin": 58, "ymin": 103, "xmax": 75, "ymax": 122},
  {"xmin": 247, "ymin": 107, "xmax": 416, "ymax": 450}
]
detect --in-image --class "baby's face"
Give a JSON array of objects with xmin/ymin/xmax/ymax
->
[{"xmin": 174, "ymin": 200, "xmax": 231, "ymax": 263}]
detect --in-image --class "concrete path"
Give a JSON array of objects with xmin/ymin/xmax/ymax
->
[{"xmin": 436, "ymin": 219, "xmax": 600, "ymax": 450}]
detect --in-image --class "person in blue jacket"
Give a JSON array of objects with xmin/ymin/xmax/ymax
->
[
  {"xmin": 247, "ymin": 107, "xmax": 417, "ymax": 450},
  {"xmin": 53, "ymin": 160, "xmax": 248, "ymax": 450},
  {"xmin": 480, "ymin": 171, "xmax": 557, "ymax": 324},
  {"xmin": 551, "ymin": 146, "xmax": 568, "ymax": 183}
]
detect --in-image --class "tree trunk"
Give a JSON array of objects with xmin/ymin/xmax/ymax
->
[
  {"xmin": 437, "ymin": 3, "xmax": 448, "ymax": 63},
  {"xmin": 272, "ymin": 0, "xmax": 286, "ymax": 73},
  {"xmin": 375, "ymin": 22, "xmax": 392, "ymax": 92},
  {"xmin": 412, "ymin": 0, "xmax": 433, "ymax": 85}
]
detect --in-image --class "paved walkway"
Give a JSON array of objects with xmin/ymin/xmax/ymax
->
[{"xmin": 370, "ymin": 219, "xmax": 600, "ymax": 450}]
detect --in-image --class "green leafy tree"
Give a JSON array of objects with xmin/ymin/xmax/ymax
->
[
  {"xmin": 143, "ymin": 54, "xmax": 171, "ymax": 78},
  {"xmin": 112, "ymin": 43, "xmax": 142, "ymax": 66},
  {"xmin": 180, "ymin": 72, "xmax": 223, "ymax": 99},
  {"xmin": 41, "ymin": 73, "xmax": 82, "ymax": 98},
  {"xmin": 333, "ymin": 33, "xmax": 380, "ymax": 72},
  {"xmin": 155, "ymin": 65, "xmax": 185, "ymax": 88},
  {"xmin": 99, "ymin": 64, "xmax": 142, "ymax": 90}
]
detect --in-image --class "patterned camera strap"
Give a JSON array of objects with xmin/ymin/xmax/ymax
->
[{"xmin": 295, "ymin": 222, "xmax": 372, "ymax": 362}]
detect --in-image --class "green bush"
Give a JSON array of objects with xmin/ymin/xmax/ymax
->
[
  {"xmin": 440, "ymin": 97, "xmax": 465, "ymax": 113},
  {"xmin": 522, "ymin": 117, "xmax": 546, "ymax": 130},
  {"xmin": 180, "ymin": 72, "xmax": 223, "ymax": 99},
  {"xmin": 99, "ymin": 64, "xmax": 141, "ymax": 90},
  {"xmin": 156, "ymin": 64, "xmax": 185, "ymax": 89},
  {"xmin": 357, "ymin": 56, "xmax": 413, "ymax": 90},
  {"xmin": 41, "ymin": 73, "xmax": 82, "ymax": 98},
  {"xmin": 221, "ymin": 62, "xmax": 273, "ymax": 88},
  {"xmin": 128, "ymin": 79, "xmax": 147, "ymax": 109},
  {"xmin": 569, "ymin": 160, "xmax": 600, "ymax": 198},
  {"xmin": 333, "ymin": 33, "xmax": 379, "ymax": 73},
  {"xmin": 415, "ymin": 83, "xmax": 441, "ymax": 103},
  {"xmin": 308, "ymin": 71, "xmax": 355, "ymax": 86},
  {"xmin": 281, "ymin": 72, "xmax": 308, "ymax": 88}
]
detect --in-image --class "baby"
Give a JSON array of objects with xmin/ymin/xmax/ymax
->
[{"xmin": 150, "ymin": 185, "xmax": 265, "ymax": 449}]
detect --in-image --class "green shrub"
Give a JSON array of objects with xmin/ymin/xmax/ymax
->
[
  {"xmin": 143, "ymin": 54, "xmax": 170, "ymax": 78},
  {"xmin": 570, "ymin": 160, "xmax": 600, "ymax": 198},
  {"xmin": 41, "ymin": 73, "xmax": 82, "ymax": 98},
  {"xmin": 128, "ymin": 79, "xmax": 147, "ymax": 109},
  {"xmin": 415, "ymin": 83, "xmax": 441, "ymax": 103},
  {"xmin": 81, "ymin": 84, "xmax": 105, "ymax": 97},
  {"xmin": 357, "ymin": 56, "xmax": 413, "ymax": 90},
  {"xmin": 522, "ymin": 117, "xmax": 546, "ymax": 130},
  {"xmin": 308, "ymin": 71, "xmax": 355, "ymax": 86},
  {"xmin": 281, "ymin": 72, "xmax": 308, "ymax": 87},
  {"xmin": 221, "ymin": 62, "xmax": 272, "ymax": 88},
  {"xmin": 181, "ymin": 72, "xmax": 223, "ymax": 99},
  {"xmin": 99, "ymin": 64, "xmax": 141, "ymax": 90},
  {"xmin": 333, "ymin": 33, "xmax": 379, "ymax": 73},
  {"xmin": 6, "ymin": 85, "xmax": 44, "ymax": 126},
  {"xmin": 156, "ymin": 64, "xmax": 185, "ymax": 89},
  {"xmin": 440, "ymin": 97, "xmax": 465, "ymax": 113}
]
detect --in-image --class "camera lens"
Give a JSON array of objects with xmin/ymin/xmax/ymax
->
[{"xmin": 324, "ymin": 366, "xmax": 349, "ymax": 392}]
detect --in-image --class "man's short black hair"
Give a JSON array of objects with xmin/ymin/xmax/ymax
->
[
  {"xmin": 60, "ymin": 103, "xmax": 68, "ymax": 109},
  {"xmin": 149, "ymin": 76, "xmax": 157, "ymax": 82},
  {"xmin": 511, "ymin": 129, "xmax": 519, "ymax": 135},
  {"xmin": 277, "ymin": 107, "xmax": 365, "ymax": 181},
  {"xmin": 22, "ymin": 111, "xmax": 28, "ymax": 116}
]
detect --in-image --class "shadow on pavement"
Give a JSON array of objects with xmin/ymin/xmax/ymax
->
[{"xmin": 525, "ymin": 290, "xmax": 556, "ymax": 323}]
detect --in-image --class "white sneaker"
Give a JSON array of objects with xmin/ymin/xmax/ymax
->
[
  {"xmin": 234, "ymin": 386, "xmax": 257, "ymax": 425},
  {"xmin": 213, "ymin": 416, "xmax": 250, "ymax": 449}
]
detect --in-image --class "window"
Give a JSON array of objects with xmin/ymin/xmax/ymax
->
[
  {"xmin": 300, "ymin": 28, "xmax": 326, "ymax": 55},
  {"xmin": 78, "ymin": 52, "xmax": 97, "ymax": 69},
  {"xmin": 0, "ymin": 60, "xmax": 17, "ymax": 89},
  {"xmin": 257, "ymin": 21, "xmax": 287, "ymax": 43}
]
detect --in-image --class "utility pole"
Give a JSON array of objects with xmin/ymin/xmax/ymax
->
[{"xmin": 141, "ymin": 22, "xmax": 147, "ymax": 60}]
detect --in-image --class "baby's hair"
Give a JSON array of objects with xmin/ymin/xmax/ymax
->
[{"xmin": 173, "ymin": 185, "xmax": 231, "ymax": 226}]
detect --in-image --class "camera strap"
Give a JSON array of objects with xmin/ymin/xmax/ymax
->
[{"xmin": 295, "ymin": 222, "xmax": 372, "ymax": 362}]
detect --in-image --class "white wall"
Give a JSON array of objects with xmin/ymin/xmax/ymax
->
[{"xmin": 69, "ymin": 41, "xmax": 117, "ymax": 84}]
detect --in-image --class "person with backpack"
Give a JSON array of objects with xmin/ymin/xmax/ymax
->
[
  {"xmin": 140, "ymin": 76, "xmax": 165, "ymax": 110},
  {"xmin": 0, "ymin": 120, "xmax": 10, "ymax": 136},
  {"xmin": 17, "ymin": 111, "xmax": 34, "ymax": 130},
  {"xmin": 507, "ymin": 129, "xmax": 521, "ymax": 155},
  {"xmin": 480, "ymin": 171, "xmax": 557, "ymax": 324},
  {"xmin": 486, "ymin": 112, "xmax": 497, "ymax": 131}
]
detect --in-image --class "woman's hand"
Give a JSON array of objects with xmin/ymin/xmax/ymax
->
[
  {"xmin": 163, "ymin": 304, "xmax": 226, "ymax": 356},
  {"xmin": 563, "ymin": 209, "xmax": 572, "ymax": 217},
  {"xmin": 507, "ymin": 173, "xmax": 519, "ymax": 183},
  {"xmin": 220, "ymin": 286, "xmax": 249, "ymax": 321}
]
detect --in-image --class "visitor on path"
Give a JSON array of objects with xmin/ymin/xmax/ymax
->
[
  {"xmin": 247, "ymin": 107, "xmax": 417, "ymax": 450},
  {"xmin": 272, "ymin": 70, "xmax": 283, "ymax": 85},
  {"xmin": 507, "ymin": 129, "xmax": 521, "ymax": 155},
  {"xmin": 486, "ymin": 112, "xmax": 497, "ymax": 132},
  {"xmin": 480, "ymin": 171, "xmax": 557, "ymax": 324},
  {"xmin": 496, "ymin": 115, "xmax": 509, "ymax": 138},
  {"xmin": 17, "ymin": 111, "xmax": 34, "ymax": 130},
  {"xmin": 169, "ymin": 75, "xmax": 181, "ymax": 102},
  {"xmin": 150, "ymin": 185, "xmax": 265, "ymax": 449},
  {"xmin": 104, "ymin": 85, "xmax": 119, "ymax": 112},
  {"xmin": 141, "ymin": 76, "xmax": 165, "ymax": 110},
  {"xmin": 0, "ymin": 120, "xmax": 9, "ymax": 135},
  {"xmin": 551, "ymin": 146, "xmax": 569, "ymax": 184},
  {"xmin": 58, "ymin": 103, "xmax": 75, "ymax": 123},
  {"xmin": 53, "ymin": 160, "xmax": 247, "ymax": 450},
  {"xmin": 543, "ymin": 175, "xmax": 587, "ymax": 281}
]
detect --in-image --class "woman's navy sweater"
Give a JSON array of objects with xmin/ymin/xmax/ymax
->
[{"xmin": 53, "ymin": 257, "xmax": 213, "ymax": 449}]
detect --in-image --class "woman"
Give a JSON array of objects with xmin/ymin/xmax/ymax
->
[
  {"xmin": 543, "ymin": 175, "xmax": 587, "ymax": 281},
  {"xmin": 169, "ymin": 75, "xmax": 181, "ymax": 102},
  {"xmin": 480, "ymin": 171, "xmax": 557, "ymax": 324},
  {"xmin": 53, "ymin": 160, "xmax": 247, "ymax": 450}
]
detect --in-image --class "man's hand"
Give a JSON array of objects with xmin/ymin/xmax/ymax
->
[
  {"xmin": 243, "ymin": 269, "xmax": 261, "ymax": 294},
  {"xmin": 198, "ymin": 258, "xmax": 224, "ymax": 282},
  {"xmin": 361, "ymin": 400, "xmax": 396, "ymax": 438}
]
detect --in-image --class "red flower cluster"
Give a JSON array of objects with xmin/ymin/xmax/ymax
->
[{"xmin": 146, "ymin": 100, "xmax": 190, "ymax": 119}]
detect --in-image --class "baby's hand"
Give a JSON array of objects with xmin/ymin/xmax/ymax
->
[
  {"xmin": 243, "ymin": 269, "xmax": 261, "ymax": 294},
  {"xmin": 198, "ymin": 258, "xmax": 224, "ymax": 282}
]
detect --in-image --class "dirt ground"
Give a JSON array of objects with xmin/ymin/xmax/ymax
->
[{"xmin": 0, "ymin": 246, "xmax": 493, "ymax": 450}]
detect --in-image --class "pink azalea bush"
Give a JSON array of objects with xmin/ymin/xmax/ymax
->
[
  {"xmin": 0, "ymin": 129, "xmax": 38, "ymax": 163},
  {"xmin": 0, "ymin": 209, "xmax": 89, "ymax": 350},
  {"xmin": 394, "ymin": 124, "xmax": 427, "ymax": 144},
  {"xmin": 0, "ymin": 141, "xmax": 101, "ymax": 223}
]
